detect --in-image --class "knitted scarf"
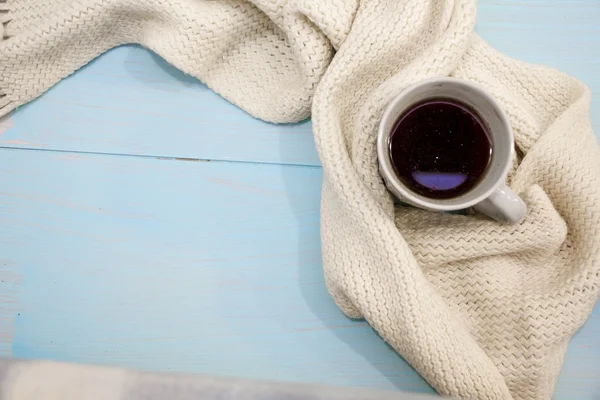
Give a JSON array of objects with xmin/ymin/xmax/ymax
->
[{"xmin": 1, "ymin": 0, "xmax": 598, "ymax": 399}]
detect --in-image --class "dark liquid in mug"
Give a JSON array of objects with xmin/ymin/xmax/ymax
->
[{"xmin": 389, "ymin": 98, "xmax": 492, "ymax": 199}]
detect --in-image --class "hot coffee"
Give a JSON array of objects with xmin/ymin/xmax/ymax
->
[{"xmin": 388, "ymin": 98, "xmax": 492, "ymax": 199}]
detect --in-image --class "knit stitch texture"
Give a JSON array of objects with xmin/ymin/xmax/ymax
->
[{"xmin": 1, "ymin": 1, "xmax": 598, "ymax": 399}]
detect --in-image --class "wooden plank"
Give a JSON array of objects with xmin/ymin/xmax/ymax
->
[
  {"xmin": 477, "ymin": 0, "xmax": 600, "ymax": 122},
  {"xmin": 0, "ymin": 0, "xmax": 598, "ymax": 163},
  {"xmin": 1, "ymin": 147, "xmax": 598, "ymax": 397},
  {"xmin": 0, "ymin": 148, "xmax": 434, "ymax": 394},
  {"xmin": 0, "ymin": 47, "xmax": 319, "ymax": 166},
  {"xmin": 555, "ymin": 303, "xmax": 600, "ymax": 399}
]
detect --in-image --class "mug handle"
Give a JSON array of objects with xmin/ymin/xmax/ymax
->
[{"xmin": 473, "ymin": 185, "xmax": 527, "ymax": 223}]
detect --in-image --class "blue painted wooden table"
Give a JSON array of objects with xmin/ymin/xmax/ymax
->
[{"xmin": 0, "ymin": 1, "xmax": 599, "ymax": 398}]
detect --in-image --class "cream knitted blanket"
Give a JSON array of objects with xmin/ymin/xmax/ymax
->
[
  {"xmin": 1, "ymin": 0, "xmax": 599, "ymax": 399},
  {"xmin": 0, "ymin": 358, "xmax": 438, "ymax": 400}
]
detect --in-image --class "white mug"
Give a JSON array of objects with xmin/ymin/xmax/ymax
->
[{"xmin": 377, "ymin": 77, "xmax": 526, "ymax": 224}]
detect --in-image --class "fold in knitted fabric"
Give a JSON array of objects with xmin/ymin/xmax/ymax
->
[{"xmin": 1, "ymin": 1, "xmax": 599, "ymax": 399}]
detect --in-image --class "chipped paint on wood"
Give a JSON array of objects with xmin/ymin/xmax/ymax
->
[{"xmin": 0, "ymin": 260, "xmax": 22, "ymax": 357}]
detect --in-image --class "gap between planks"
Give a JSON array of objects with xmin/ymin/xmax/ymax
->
[{"xmin": 0, "ymin": 146, "xmax": 323, "ymax": 169}]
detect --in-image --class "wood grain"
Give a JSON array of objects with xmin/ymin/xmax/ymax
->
[
  {"xmin": 0, "ymin": 148, "xmax": 434, "ymax": 394},
  {"xmin": 1, "ymin": 147, "xmax": 598, "ymax": 398},
  {"xmin": 0, "ymin": 0, "xmax": 598, "ymax": 398},
  {"xmin": 0, "ymin": 47, "xmax": 319, "ymax": 166}
]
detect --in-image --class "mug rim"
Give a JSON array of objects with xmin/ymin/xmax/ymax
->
[{"xmin": 377, "ymin": 77, "xmax": 514, "ymax": 211}]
